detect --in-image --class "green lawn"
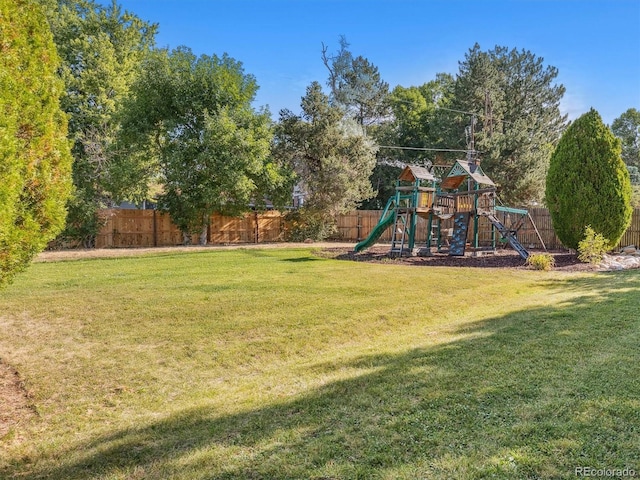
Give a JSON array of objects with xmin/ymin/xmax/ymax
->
[{"xmin": 0, "ymin": 248, "xmax": 638, "ymax": 479}]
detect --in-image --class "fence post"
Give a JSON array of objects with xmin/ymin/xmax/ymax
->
[
  {"xmin": 153, "ymin": 209, "xmax": 157, "ymax": 247},
  {"xmin": 255, "ymin": 211, "xmax": 259, "ymax": 244}
]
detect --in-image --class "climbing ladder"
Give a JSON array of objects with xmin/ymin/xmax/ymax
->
[
  {"xmin": 485, "ymin": 214, "xmax": 529, "ymax": 259},
  {"xmin": 390, "ymin": 208, "xmax": 410, "ymax": 255},
  {"xmin": 449, "ymin": 212, "xmax": 471, "ymax": 256}
]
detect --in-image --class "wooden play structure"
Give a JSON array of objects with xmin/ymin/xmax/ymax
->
[{"xmin": 354, "ymin": 159, "xmax": 544, "ymax": 259}]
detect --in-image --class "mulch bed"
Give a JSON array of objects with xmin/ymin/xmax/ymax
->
[{"xmin": 320, "ymin": 246, "xmax": 596, "ymax": 272}]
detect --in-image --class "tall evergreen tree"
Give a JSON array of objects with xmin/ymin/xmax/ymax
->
[
  {"xmin": 454, "ymin": 44, "xmax": 567, "ymax": 205},
  {"xmin": 274, "ymin": 82, "xmax": 377, "ymax": 237},
  {"xmin": 0, "ymin": 0, "xmax": 72, "ymax": 286},
  {"xmin": 322, "ymin": 36, "xmax": 391, "ymax": 128},
  {"xmin": 546, "ymin": 109, "xmax": 632, "ymax": 250}
]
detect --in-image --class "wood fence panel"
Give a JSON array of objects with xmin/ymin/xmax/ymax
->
[
  {"xmin": 335, "ymin": 211, "xmax": 378, "ymax": 241},
  {"xmin": 154, "ymin": 211, "xmax": 183, "ymax": 246},
  {"xmin": 362, "ymin": 211, "xmax": 388, "ymax": 241},
  {"xmin": 526, "ymin": 208, "xmax": 562, "ymax": 249},
  {"xmin": 335, "ymin": 211, "xmax": 359, "ymax": 241},
  {"xmin": 95, "ymin": 211, "xmax": 114, "ymax": 248},
  {"xmin": 618, "ymin": 208, "xmax": 640, "ymax": 248},
  {"xmin": 257, "ymin": 211, "xmax": 284, "ymax": 242},
  {"xmin": 96, "ymin": 209, "xmax": 155, "ymax": 248},
  {"xmin": 210, "ymin": 213, "xmax": 254, "ymax": 244}
]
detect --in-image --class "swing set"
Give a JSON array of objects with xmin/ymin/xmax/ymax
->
[{"xmin": 354, "ymin": 159, "xmax": 546, "ymax": 259}]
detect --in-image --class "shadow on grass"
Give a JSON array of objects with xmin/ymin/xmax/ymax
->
[
  {"xmin": 13, "ymin": 272, "xmax": 640, "ymax": 479},
  {"xmin": 280, "ymin": 257, "xmax": 320, "ymax": 263}
]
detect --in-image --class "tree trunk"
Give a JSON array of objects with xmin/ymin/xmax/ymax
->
[
  {"xmin": 199, "ymin": 223, "xmax": 208, "ymax": 246},
  {"xmin": 198, "ymin": 214, "xmax": 208, "ymax": 246}
]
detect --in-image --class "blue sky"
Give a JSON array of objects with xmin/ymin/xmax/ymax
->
[{"xmin": 112, "ymin": 0, "xmax": 639, "ymax": 125}]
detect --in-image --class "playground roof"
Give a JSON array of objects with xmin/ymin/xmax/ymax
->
[
  {"xmin": 441, "ymin": 160, "xmax": 495, "ymax": 190},
  {"xmin": 398, "ymin": 165, "xmax": 435, "ymax": 182}
]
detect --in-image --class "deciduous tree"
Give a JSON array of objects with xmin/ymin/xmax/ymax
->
[
  {"xmin": 120, "ymin": 47, "xmax": 291, "ymax": 244},
  {"xmin": 611, "ymin": 108, "xmax": 640, "ymax": 169},
  {"xmin": 381, "ymin": 74, "xmax": 457, "ymax": 162},
  {"xmin": 0, "ymin": 0, "xmax": 72, "ymax": 286},
  {"xmin": 40, "ymin": 0, "xmax": 156, "ymax": 245},
  {"xmin": 362, "ymin": 73, "xmax": 456, "ymax": 208}
]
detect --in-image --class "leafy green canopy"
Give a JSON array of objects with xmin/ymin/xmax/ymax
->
[
  {"xmin": 361, "ymin": 75, "xmax": 455, "ymax": 209},
  {"xmin": 119, "ymin": 47, "xmax": 292, "ymax": 241},
  {"xmin": 546, "ymin": 109, "xmax": 632, "ymax": 250},
  {"xmin": 40, "ymin": 0, "xmax": 157, "ymax": 245},
  {"xmin": 0, "ymin": 0, "xmax": 72, "ymax": 286},
  {"xmin": 611, "ymin": 107, "xmax": 640, "ymax": 169},
  {"xmin": 381, "ymin": 74, "xmax": 457, "ymax": 163}
]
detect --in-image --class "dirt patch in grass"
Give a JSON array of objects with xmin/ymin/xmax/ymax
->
[{"xmin": 0, "ymin": 360, "xmax": 35, "ymax": 438}]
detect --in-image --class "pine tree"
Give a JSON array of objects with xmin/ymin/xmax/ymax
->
[
  {"xmin": 0, "ymin": 0, "xmax": 72, "ymax": 286},
  {"xmin": 274, "ymin": 82, "xmax": 377, "ymax": 239},
  {"xmin": 611, "ymin": 108, "xmax": 640, "ymax": 169},
  {"xmin": 455, "ymin": 44, "xmax": 567, "ymax": 205},
  {"xmin": 546, "ymin": 109, "xmax": 632, "ymax": 250},
  {"xmin": 321, "ymin": 36, "xmax": 390, "ymax": 128}
]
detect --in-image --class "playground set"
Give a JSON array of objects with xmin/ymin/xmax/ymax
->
[{"xmin": 354, "ymin": 158, "xmax": 545, "ymax": 259}]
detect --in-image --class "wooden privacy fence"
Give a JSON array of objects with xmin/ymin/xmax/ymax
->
[
  {"xmin": 95, "ymin": 208, "xmax": 640, "ymax": 250},
  {"xmin": 95, "ymin": 209, "xmax": 286, "ymax": 248},
  {"xmin": 337, "ymin": 208, "xmax": 640, "ymax": 251}
]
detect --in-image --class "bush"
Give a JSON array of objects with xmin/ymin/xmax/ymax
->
[
  {"xmin": 577, "ymin": 226, "xmax": 610, "ymax": 264},
  {"xmin": 284, "ymin": 209, "xmax": 337, "ymax": 242},
  {"xmin": 546, "ymin": 109, "xmax": 632, "ymax": 250},
  {"xmin": 526, "ymin": 253, "xmax": 555, "ymax": 271},
  {"xmin": 0, "ymin": 0, "xmax": 72, "ymax": 286},
  {"xmin": 632, "ymin": 185, "xmax": 640, "ymax": 208}
]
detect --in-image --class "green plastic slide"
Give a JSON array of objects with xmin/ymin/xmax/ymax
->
[{"xmin": 354, "ymin": 200, "xmax": 396, "ymax": 252}]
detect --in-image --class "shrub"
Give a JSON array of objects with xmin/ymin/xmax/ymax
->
[
  {"xmin": 284, "ymin": 209, "xmax": 338, "ymax": 242},
  {"xmin": 632, "ymin": 185, "xmax": 640, "ymax": 208},
  {"xmin": 577, "ymin": 226, "xmax": 610, "ymax": 264},
  {"xmin": 0, "ymin": 0, "xmax": 72, "ymax": 286},
  {"xmin": 526, "ymin": 253, "xmax": 555, "ymax": 271},
  {"xmin": 546, "ymin": 109, "xmax": 632, "ymax": 250},
  {"xmin": 628, "ymin": 165, "xmax": 640, "ymax": 185}
]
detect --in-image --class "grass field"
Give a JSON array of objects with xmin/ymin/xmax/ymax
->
[{"xmin": 0, "ymin": 247, "xmax": 638, "ymax": 479}]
